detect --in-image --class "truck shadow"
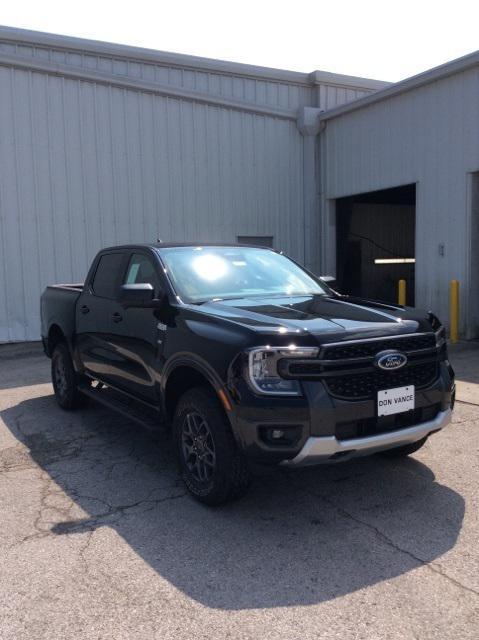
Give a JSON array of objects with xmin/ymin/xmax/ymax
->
[{"xmin": 1, "ymin": 393, "xmax": 465, "ymax": 610}]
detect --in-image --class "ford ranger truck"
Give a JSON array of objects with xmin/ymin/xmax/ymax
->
[{"xmin": 40, "ymin": 244, "xmax": 455, "ymax": 504}]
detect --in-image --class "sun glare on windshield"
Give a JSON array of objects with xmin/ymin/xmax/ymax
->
[
  {"xmin": 158, "ymin": 246, "xmax": 327, "ymax": 303},
  {"xmin": 192, "ymin": 253, "xmax": 229, "ymax": 281}
]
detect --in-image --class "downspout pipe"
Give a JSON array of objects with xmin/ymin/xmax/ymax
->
[{"xmin": 297, "ymin": 107, "xmax": 325, "ymax": 274}]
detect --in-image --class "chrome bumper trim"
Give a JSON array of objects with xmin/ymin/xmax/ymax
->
[{"xmin": 281, "ymin": 409, "xmax": 452, "ymax": 467}]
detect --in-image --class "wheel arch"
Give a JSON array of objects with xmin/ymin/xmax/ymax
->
[
  {"xmin": 162, "ymin": 355, "xmax": 235, "ymax": 432},
  {"xmin": 46, "ymin": 323, "xmax": 67, "ymax": 357}
]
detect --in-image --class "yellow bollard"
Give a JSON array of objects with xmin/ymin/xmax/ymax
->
[
  {"xmin": 450, "ymin": 280, "xmax": 459, "ymax": 344},
  {"xmin": 398, "ymin": 279, "xmax": 406, "ymax": 306}
]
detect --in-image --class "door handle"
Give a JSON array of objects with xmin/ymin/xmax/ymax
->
[
  {"xmin": 112, "ymin": 312, "xmax": 123, "ymax": 323},
  {"xmin": 80, "ymin": 305, "xmax": 90, "ymax": 315}
]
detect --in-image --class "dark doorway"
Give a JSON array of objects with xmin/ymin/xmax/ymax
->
[
  {"xmin": 469, "ymin": 172, "xmax": 479, "ymax": 338},
  {"xmin": 336, "ymin": 184, "xmax": 416, "ymax": 305}
]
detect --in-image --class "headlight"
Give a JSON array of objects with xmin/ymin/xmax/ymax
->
[
  {"xmin": 247, "ymin": 345, "xmax": 319, "ymax": 396},
  {"xmin": 428, "ymin": 312, "xmax": 446, "ymax": 347},
  {"xmin": 435, "ymin": 325, "xmax": 446, "ymax": 348}
]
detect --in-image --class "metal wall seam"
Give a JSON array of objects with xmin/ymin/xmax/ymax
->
[
  {"xmin": 0, "ymin": 52, "xmax": 298, "ymax": 121},
  {"xmin": 0, "ymin": 28, "xmax": 385, "ymax": 114}
]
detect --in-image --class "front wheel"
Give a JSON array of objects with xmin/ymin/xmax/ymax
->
[
  {"xmin": 51, "ymin": 342, "xmax": 87, "ymax": 410},
  {"xmin": 173, "ymin": 387, "xmax": 250, "ymax": 505}
]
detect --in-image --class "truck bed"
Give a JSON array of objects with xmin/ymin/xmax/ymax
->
[{"xmin": 40, "ymin": 284, "xmax": 85, "ymax": 355}]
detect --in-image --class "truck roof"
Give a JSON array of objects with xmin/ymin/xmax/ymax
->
[{"xmin": 99, "ymin": 242, "xmax": 276, "ymax": 251}]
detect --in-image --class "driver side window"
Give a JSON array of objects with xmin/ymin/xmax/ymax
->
[{"xmin": 124, "ymin": 253, "xmax": 162, "ymax": 296}]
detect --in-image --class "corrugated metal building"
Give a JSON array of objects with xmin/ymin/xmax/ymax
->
[
  {"xmin": 317, "ymin": 51, "xmax": 479, "ymax": 337},
  {"xmin": 0, "ymin": 26, "xmax": 385, "ymax": 342},
  {"xmin": 0, "ymin": 26, "xmax": 477, "ymax": 342}
]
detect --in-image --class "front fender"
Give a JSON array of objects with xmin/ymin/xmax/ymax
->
[{"xmin": 161, "ymin": 351, "xmax": 239, "ymax": 440}]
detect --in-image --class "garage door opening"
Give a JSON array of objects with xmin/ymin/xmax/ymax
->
[{"xmin": 336, "ymin": 184, "xmax": 416, "ymax": 305}]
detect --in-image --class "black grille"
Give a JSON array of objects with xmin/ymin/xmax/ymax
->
[
  {"xmin": 287, "ymin": 361, "xmax": 324, "ymax": 376},
  {"xmin": 322, "ymin": 334, "xmax": 436, "ymax": 360},
  {"xmin": 325, "ymin": 362, "xmax": 438, "ymax": 400},
  {"xmin": 336, "ymin": 404, "xmax": 441, "ymax": 440}
]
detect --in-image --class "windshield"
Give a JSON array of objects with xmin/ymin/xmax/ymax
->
[{"xmin": 158, "ymin": 246, "xmax": 328, "ymax": 303}]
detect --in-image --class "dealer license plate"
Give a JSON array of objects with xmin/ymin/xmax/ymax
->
[{"xmin": 377, "ymin": 386, "xmax": 415, "ymax": 417}]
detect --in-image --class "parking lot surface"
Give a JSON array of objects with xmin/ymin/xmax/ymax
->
[{"xmin": 0, "ymin": 343, "xmax": 478, "ymax": 639}]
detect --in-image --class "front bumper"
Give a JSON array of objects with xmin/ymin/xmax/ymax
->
[
  {"xmin": 229, "ymin": 358, "xmax": 454, "ymax": 465},
  {"xmin": 281, "ymin": 408, "xmax": 452, "ymax": 467}
]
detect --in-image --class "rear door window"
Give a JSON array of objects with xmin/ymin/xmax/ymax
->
[{"xmin": 91, "ymin": 252, "xmax": 125, "ymax": 299}]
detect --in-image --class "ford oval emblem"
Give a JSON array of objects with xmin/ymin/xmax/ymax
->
[{"xmin": 375, "ymin": 350, "xmax": 408, "ymax": 371}]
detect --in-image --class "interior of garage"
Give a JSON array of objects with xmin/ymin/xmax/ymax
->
[
  {"xmin": 468, "ymin": 172, "xmax": 479, "ymax": 337},
  {"xmin": 335, "ymin": 184, "xmax": 416, "ymax": 305}
]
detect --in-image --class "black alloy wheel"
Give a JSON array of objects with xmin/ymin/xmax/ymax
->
[
  {"xmin": 181, "ymin": 411, "xmax": 217, "ymax": 484},
  {"xmin": 173, "ymin": 387, "xmax": 250, "ymax": 505}
]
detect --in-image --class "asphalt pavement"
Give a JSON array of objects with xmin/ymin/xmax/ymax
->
[{"xmin": 0, "ymin": 342, "xmax": 478, "ymax": 639}]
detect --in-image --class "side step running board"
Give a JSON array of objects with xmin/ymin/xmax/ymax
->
[{"xmin": 79, "ymin": 384, "xmax": 167, "ymax": 432}]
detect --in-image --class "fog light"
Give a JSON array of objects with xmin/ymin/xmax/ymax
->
[{"xmin": 258, "ymin": 425, "xmax": 302, "ymax": 446}]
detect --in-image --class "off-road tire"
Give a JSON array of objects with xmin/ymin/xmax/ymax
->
[
  {"xmin": 173, "ymin": 387, "xmax": 250, "ymax": 505},
  {"xmin": 51, "ymin": 342, "xmax": 88, "ymax": 410}
]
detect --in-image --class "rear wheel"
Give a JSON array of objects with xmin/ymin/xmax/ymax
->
[
  {"xmin": 378, "ymin": 436, "xmax": 428, "ymax": 458},
  {"xmin": 173, "ymin": 387, "xmax": 250, "ymax": 505},
  {"xmin": 51, "ymin": 342, "xmax": 87, "ymax": 410}
]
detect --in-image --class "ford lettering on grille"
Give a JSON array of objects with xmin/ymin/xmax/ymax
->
[{"xmin": 375, "ymin": 351, "xmax": 408, "ymax": 371}]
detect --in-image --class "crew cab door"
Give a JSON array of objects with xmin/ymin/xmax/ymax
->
[
  {"xmin": 75, "ymin": 250, "xmax": 128, "ymax": 380},
  {"xmin": 105, "ymin": 250, "xmax": 167, "ymax": 403}
]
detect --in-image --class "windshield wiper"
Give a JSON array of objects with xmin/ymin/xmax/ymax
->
[{"xmin": 192, "ymin": 292, "xmax": 325, "ymax": 304}]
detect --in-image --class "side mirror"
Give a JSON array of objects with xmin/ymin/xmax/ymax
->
[
  {"xmin": 118, "ymin": 283, "xmax": 155, "ymax": 308},
  {"xmin": 320, "ymin": 275, "xmax": 337, "ymax": 288}
]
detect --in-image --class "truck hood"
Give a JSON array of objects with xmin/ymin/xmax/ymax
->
[{"xmin": 191, "ymin": 294, "xmax": 432, "ymax": 344}]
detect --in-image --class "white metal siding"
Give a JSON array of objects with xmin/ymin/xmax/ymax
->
[
  {"xmin": 0, "ymin": 36, "xmax": 381, "ymax": 112},
  {"xmin": 0, "ymin": 40, "xmax": 313, "ymax": 111},
  {"xmin": 0, "ymin": 30, "xmax": 382, "ymax": 342},
  {"xmin": 321, "ymin": 67, "xmax": 479, "ymax": 332},
  {"xmin": 316, "ymin": 84, "xmax": 372, "ymax": 110},
  {"xmin": 0, "ymin": 67, "xmax": 306, "ymax": 341}
]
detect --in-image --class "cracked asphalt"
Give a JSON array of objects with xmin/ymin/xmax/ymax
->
[{"xmin": 0, "ymin": 344, "xmax": 478, "ymax": 639}]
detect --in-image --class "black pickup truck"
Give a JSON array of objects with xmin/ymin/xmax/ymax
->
[{"xmin": 41, "ymin": 243, "xmax": 455, "ymax": 504}]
